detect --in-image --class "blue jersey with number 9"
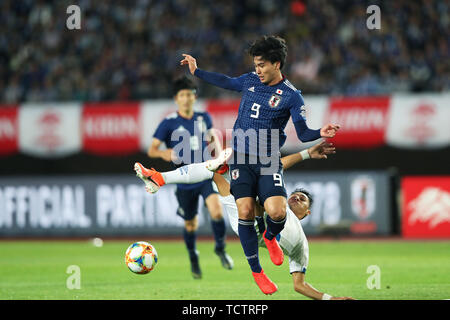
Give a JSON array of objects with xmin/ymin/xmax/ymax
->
[{"xmin": 195, "ymin": 70, "xmax": 308, "ymax": 157}]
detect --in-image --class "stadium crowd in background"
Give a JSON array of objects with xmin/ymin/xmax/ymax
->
[{"xmin": 0, "ymin": 0, "xmax": 448, "ymax": 103}]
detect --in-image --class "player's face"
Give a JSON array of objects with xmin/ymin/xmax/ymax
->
[
  {"xmin": 174, "ymin": 89, "xmax": 196, "ymax": 113},
  {"xmin": 287, "ymin": 192, "xmax": 311, "ymax": 220},
  {"xmin": 253, "ymin": 56, "xmax": 281, "ymax": 86}
]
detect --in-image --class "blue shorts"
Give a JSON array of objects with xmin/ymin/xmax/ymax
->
[
  {"xmin": 229, "ymin": 152, "xmax": 287, "ymax": 205},
  {"xmin": 175, "ymin": 180, "xmax": 217, "ymax": 221}
]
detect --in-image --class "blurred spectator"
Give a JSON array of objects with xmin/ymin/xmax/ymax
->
[{"xmin": 0, "ymin": 0, "xmax": 448, "ymax": 103}]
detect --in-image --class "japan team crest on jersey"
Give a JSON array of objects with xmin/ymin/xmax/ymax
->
[
  {"xmin": 269, "ymin": 94, "xmax": 282, "ymax": 108},
  {"xmin": 231, "ymin": 169, "xmax": 239, "ymax": 180}
]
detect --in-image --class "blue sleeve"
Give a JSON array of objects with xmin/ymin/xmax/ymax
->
[
  {"xmin": 290, "ymin": 91, "xmax": 321, "ymax": 142},
  {"xmin": 293, "ymin": 120, "xmax": 321, "ymax": 142},
  {"xmin": 194, "ymin": 69, "xmax": 248, "ymax": 92},
  {"xmin": 289, "ymin": 90, "xmax": 307, "ymax": 123},
  {"xmin": 153, "ymin": 119, "xmax": 170, "ymax": 143}
]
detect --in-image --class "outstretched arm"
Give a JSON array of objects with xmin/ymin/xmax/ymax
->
[
  {"xmin": 281, "ymin": 141, "xmax": 336, "ymax": 171},
  {"xmin": 289, "ymin": 92, "xmax": 340, "ymax": 142},
  {"xmin": 147, "ymin": 138, "xmax": 175, "ymax": 162},
  {"xmin": 292, "ymin": 272, "xmax": 354, "ymax": 300},
  {"xmin": 293, "ymin": 120, "xmax": 340, "ymax": 142},
  {"xmin": 180, "ymin": 54, "xmax": 246, "ymax": 91}
]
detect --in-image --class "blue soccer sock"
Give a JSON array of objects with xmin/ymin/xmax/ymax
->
[
  {"xmin": 238, "ymin": 219, "xmax": 262, "ymax": 273},
  {"xmin": 183, "ymin": 229, "xmax": 198, "ymax": 263},
  {"xmin": 264, "ymin": 215, "xmax": 286, "ymax": 240},
  {"xmin": 255, "ymin": 216, "xmax": 266, "ymax": 234},
  {"xmin": 211, "ymin": 218, "xmax": 226, "ymax": 252}
]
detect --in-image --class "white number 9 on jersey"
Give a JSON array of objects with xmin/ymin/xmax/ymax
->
[
  {"xmin": 250, "ymin": 103, "xmax": 261, "ymax": 119},
  {"xmin": 273, "ymin": 173, "xmax": 283, "ymax": 187}
]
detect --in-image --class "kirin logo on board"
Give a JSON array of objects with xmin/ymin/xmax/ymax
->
[
  {"xmin": 404, "ymin": 103, "xmax": 436, "ymax": 145},
  {"xmin": 407, "ymin": 187, "xmax": 450, "ymax": 229},
  {"xmin": 36, "ymin": 111, "xmax": 62, "ymax": 151},
  {"xmin": 81, "ymin": 103, "xmax": 140, "ymax": 155}
]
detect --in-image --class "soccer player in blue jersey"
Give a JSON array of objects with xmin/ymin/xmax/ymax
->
[
  {"xmin": 180, "ymin": 35, "xmax": 340, "ymax": 294},
  {"xmin": 145, "ymin": 76, "xmax": 234, "ymax": 279}
]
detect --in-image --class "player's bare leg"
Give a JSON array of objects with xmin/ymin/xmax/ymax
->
[
  {"xmin": 262, "ymin": 196, "xmax": 287, "ymax": 266},
  {"xmin": 212, "ymin": 173, "xmax": 231, "ymax": 196}
]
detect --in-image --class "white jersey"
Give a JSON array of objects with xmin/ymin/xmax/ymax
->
[{"xmin": 219, "ymin": 195, "xmax": 309, "ymax": 274}]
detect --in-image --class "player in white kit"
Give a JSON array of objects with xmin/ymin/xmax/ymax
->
[{"xmin": 134, "ymin": 141, "xmax": 354, "ymax": 300}]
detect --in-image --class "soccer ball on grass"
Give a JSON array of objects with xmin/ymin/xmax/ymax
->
[{"xmin": 125, "ymin": 241, "xmax": 158, "ymax": 274}]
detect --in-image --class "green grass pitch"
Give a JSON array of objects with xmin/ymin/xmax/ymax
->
[{"xmin": 0, "ymin": 238, "xmax": 449, "ymax": 300}]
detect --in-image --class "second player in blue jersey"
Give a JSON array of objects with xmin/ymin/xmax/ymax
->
[{"xmin": 148, "ymin": 76, "xmax": 234, "ymax": 279}]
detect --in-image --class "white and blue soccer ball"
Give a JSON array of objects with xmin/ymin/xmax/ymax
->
[{"xmin": 125, "ymin": 241, "xmax": 158, "ymax": 274}]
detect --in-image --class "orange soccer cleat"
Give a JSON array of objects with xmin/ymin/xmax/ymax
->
[
  {"xmin": 134, "ymin": 162, "xmax": 165, "ymax": 194},
  {"xmin": 252, "ymin": 270, "xmax": 278, "ymax": 295},
  {"xmin": 262, "ymin": 230, "xmax": 284, "ymax": 266},
  {"xmin": 215, "ymin": 163, "xmax": 229, "ymax": 175}
]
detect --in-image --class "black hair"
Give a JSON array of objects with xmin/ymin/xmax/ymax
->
[
  {"xmin": 173, "ymin": 76, "xmax": 197, "ymax": 96},
  {"xmin": 290, "ymin": 188, "xmax": 313, "ymax": 208},
  {"xmin": 248, "ymin": 35, "xmax": 288, "ymax": 70}
]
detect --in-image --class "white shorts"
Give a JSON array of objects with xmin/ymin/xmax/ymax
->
[{"xmin": 218, "ymin": 194, "xmax": 309, "ymax": 274}]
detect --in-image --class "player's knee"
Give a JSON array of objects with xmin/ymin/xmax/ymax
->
[
  {"xmin": 209, "ymin": 207, "xmax": 223, "ymax": 220},
  {"xmin": 237, "ymin": 205, "xmax": 254, "ymax": 220},
  {"xmin": 185, "ymin": 225, "xmax": 197, "ymax": 233},
  {"xmin": 264, "ymin": 197, "xmax": 286, "ymax": 219},
  {"xmin": 185, "ymin": 218, "xmax": 198, "ymax": 232},
  {"xmin": 206, "ymin": 196, "xmax": 223, "ymax": 220},
  {"xmin": 266, "ymin": 206, "xmax": 286, "ymax": 221}
]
